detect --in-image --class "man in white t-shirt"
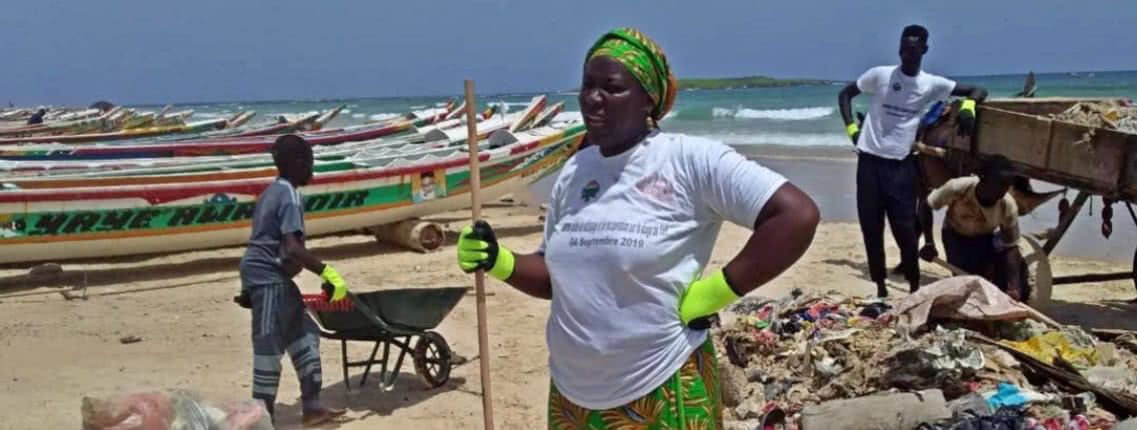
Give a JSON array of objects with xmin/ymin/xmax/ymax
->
[{"xmin": 837, "ymin": 24, "xmax": 988, "ymax": 297}]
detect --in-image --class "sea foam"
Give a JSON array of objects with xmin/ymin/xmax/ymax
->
[{"xmin": 712, "ymin": 106, "xmax": 834, "ymax": 121}]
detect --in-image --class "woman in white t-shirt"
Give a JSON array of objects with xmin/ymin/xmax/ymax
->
[{"xmin": 456, "ymin": 27, "xmax": 819, "ymax": 429}]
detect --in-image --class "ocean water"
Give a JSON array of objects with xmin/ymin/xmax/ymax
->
[
  {"xmin": 121, "ymin": 70, "xmax": 1137, "ymax": 263},
  {"xmin": 141, "ymin": 70, "xmax": 1137, "ymax": 154}
]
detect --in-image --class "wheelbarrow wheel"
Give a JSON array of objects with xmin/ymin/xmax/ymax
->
[{"xmin": 412, "ymin": 331, "xmax": 452, "ymax": 388}]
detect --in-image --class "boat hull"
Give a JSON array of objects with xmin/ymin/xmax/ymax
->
[{"xmin": 0, "ymin": 125, "xmax": 584, "ymax": 264}]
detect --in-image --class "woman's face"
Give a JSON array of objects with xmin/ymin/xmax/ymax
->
[{"xmin": 579, "ymin": 56, "xmax": 653, "ymax": 151}]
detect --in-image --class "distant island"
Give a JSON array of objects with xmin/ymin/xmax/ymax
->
[
  {"xmin": 678, "ymin": 76, "xmax": 835, "ymax": 90},
  {"xmin": 566, "ymin": 76, "xmax": 835, "ymax": 92}
]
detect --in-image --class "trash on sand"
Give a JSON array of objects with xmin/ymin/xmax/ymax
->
[
  {"xmin": 890, "ymin": 275, "xmax": 1032, "ymax": 337},
  {"xmin": 1001, "ymin": 331, "xmax": 1100, "ymax": 370},
  {"xmin": 1083, "ymin": 366, "xmax": 1137, "ymax": 396},
  {"xmin": 81, "ymin": 389, "xmax": 273, "ymax": 430},
  {"xmin": 119, "ymin": 335, "xmax": 142, "ymax": 344},
  {"xmin": 716, "ymin": 287, "xmax": 1137, "ymax": 429},
  {"xmin": 984, "ymin": 382, "xmax": 1057, "ymax": 410},
  {"xmin": 799, "ymin": 389, "xmax": 949, "ymax": 430},
  {"xmin": 925, "ymin": 327, "xmax": 985, "ymax": 372}
]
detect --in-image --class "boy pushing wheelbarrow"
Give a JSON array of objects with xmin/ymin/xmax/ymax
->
[{"xmin": 234, "ymin": 134, "xmax": 348, "ymax": 427}]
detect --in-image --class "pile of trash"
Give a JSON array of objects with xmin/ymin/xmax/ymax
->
[
  {"xmin": 1050, "ymin": 100, "xmax": 1137, "ymax": 135},
  {"xmin": 716, "ymin": 276, "xmax": 1137, "ymax": 430},
  {"xmin": 81, "ymin": 389, "xmax": 273, "ymax": 430}
]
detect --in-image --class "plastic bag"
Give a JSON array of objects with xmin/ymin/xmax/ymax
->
[
  {"xmin": 1001, "ymin": 331, "xmax": 1099, "ymax": 369},
  {"xmin": 81, "ymin": 389, "xmax": 273, "ymax": 430}
]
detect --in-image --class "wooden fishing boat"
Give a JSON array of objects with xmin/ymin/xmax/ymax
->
[
  {"xmin": 0, "ymin": 123, "xmax": 585, "ymax": 264},
  {"xmin": 0, "ymin": 99, "xmax": 502, "ymax": 162},
  {"xmin": 0, "ymin": 107, "xmax": 126, "ymax": 137},
  {"xmin": 0, "ymin": 106, "xmax": 545, "ymax": 181},
  {"xmin": 0, "ymin": 119, "xmax": 402, "ymax": 161},
  {"xmin": 3, "ymin": 117, "xmax": 568, "ymax": 188},
  {"xmin": 530, "ymin": 101, "xmax": 566, "ymax": 128},
  {"xmin": 0, "ymin": 118, "xmax": 231, "ymax": 145},
  {"xmin": 421, "ymin": 95, "xmax": 546, "ymax": 145}
]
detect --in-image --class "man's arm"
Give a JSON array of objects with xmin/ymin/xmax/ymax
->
[
  {"xmin": 838, "ymin": 82, "xmax": 861, "ymax": 126},
  {"xmin": 283, "ymin": 233, "xmax": 327, "ymax": 274},
  {"xmin": 998, "ymin": 209, "xmax": 1023, "ymax": 299},
  {"xmin": 840, "ymin": 68, "xmax": 881, "ymax": 143},
  {"xmin": 952, "ymin": 84, "xmax": 988, "ymax": 102},
  {"xmin": 926, "ymin": 179, "xmax": 966, "ymax": 211}
]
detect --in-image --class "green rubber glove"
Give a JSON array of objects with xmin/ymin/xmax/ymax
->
[
  {"xmin": 957, "ymin": 98, "xmax": 978, "ymax": 137},
  {"xmin": 846, "ymin": 122, "xmax": 861, "ymax": 145},
  {"xmin": 457, "ymin": 220, "xmax": 516, "ymax": 281},
  {"xmin": 320, "ymin": 265, "xmax": 347, "ymax": 302},
  {"xmin": 679, "ymin": 269, "xmax": 740, "ymax": 328}
]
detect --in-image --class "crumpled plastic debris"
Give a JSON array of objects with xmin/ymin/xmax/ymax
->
[
  {"xmin": 81, "ymin": 389, "xmax": 273, "ymax": 430},
  {"xmin": 984, "ymin": 382, "xmax": 1057, "ymax": 410},
  {"xmin": 717, "ymin": 287, "xmax": 1137, "ymax": 430},
  {"xmin": 1001, "ymin": 331, "xmax": 1100, "ymax": 370},
  {"xmin": 926, "ymin": 326, "xmax": 986, "ymax": 372},
  {"xmin": 1082, "ymin": 366, "xmax": 1137, "ymax": 396},
  {"xmin": 882, "ymin": 327, "xmax": 987, "ymax": 397},
  {"xmin": 1050, "ymin": 100, "xmax": 1137, "ymax": 135},
  {"xmin": 859, "ymin": 302, "xmax": 892, "ymax": 319},
  {"xmin": 891, "ymin": 275, "xmax": 1032, "ymax": 337}
]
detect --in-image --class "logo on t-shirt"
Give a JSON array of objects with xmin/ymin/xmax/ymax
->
[
  {"xmin": 581, "ymin": 180, "xmax": 601, "ymax": 202},
  {"xmin": 892, "ymin": 82, "xmax": 902, "ymax": 92},
  {"xmin": 634, "ymin": 173, "xmax": 675, "ymax": 204}
]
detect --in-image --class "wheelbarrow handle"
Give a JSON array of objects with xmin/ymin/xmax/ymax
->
[{"xmin": 321, "ymin": 282, "xmax": 400, "ymax": 334}]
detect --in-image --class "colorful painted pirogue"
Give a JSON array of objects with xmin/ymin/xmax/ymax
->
[
  {"xmin": 1, "ymin": 101, "xmax": 557, "ymax": 188},
  {"xmin": 0, "ymin": 97, "xmax": 542, "ymax": 164},
  {"xmin": 0, "ymin": 123, "xmax": 585, "ymax": 264},
  {"xmin": 0, "ymin": 108, "xmax": 126, "ymax": 137},
  {"xmin": 0, "ymin": 118, "xmax": 235, "ymax": 145},
  {"xmin": 0, "ymin": 119, "xmax": 415, "ymax": 161}
]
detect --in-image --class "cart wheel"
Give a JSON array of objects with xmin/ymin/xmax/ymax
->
[
  {"xmin": 1020, "ymin": 235, "xmax": 1053, "ymax": 309},
  {"xmin": 1127, "ymin": 243, "xmax": 1137, "ymax": 293},
  {"xmin": 412, "ymin": 331, "xmax": 452, "ymax": 388}
]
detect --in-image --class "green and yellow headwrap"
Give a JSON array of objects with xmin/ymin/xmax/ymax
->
[{"xmin": 586, "ymin": 27, "xmax": 678, "ymax": 122}]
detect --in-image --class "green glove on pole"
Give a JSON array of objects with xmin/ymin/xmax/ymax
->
[{"xmin": 464, "ymin": 79, "xmax": 496, "ymax": 430}]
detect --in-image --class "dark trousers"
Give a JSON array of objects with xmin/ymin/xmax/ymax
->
[
  {"xmin": 942, "ymin": 225, "xmax": 1030, "ymax": 299},
  {"xmin": 857, "ymin": 152, "xmax": 920, "ymax": 286},
  {"xmin": 942, "ymin": 225, "xmax": 995, "ymax": 278}
]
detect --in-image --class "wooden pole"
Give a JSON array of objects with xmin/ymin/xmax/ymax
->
[
  {"xmin": 1043, "ymin": 191, "xmax": 1089, "ymax": 255},
  {"xmin": 1052, "ymin": 271, "xmax": 1135, "ymax": 285},
  {"xmin": 464, "ymin": 79, "xmax": 495, "ymax": 430}
]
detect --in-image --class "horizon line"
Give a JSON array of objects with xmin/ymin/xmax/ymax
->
[{"xmin": 21, "ymin": 68, "xmax": 1137, "ymax": 109}]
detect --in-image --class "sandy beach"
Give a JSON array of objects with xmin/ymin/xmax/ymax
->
[{"xmin": 1, "ymin": 191, "xmax": 1135, "ymax": 429}]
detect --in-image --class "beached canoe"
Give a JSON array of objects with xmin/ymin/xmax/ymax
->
[
  {"xmin": 0, "ymin": 109, "xmax": 562, "ymax": 188},
  {"xmin": 0, "ymin": 107, "xmax": 126, "ymax": 137},
  {"xmin": 0, "ymin": 98, "xmax": 522, "ymax": 163},
  {"xmin": 0, "ymin": 107, "xmax": 550, "ymax": 180},
  {"xmin": 0, "ymin": 123, "xmax": 585, "ymax": 264},
  {"xmin": 0, "ymin": 118, "xmax": 232, "ymax": 145},
  {"xmin": 0, "ymin": 120, "xmax": 408, "ymax": 161}
]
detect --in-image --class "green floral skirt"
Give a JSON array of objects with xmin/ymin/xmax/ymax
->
[{"xmin": 548, "ymin": 338, "xmax": 723, "ymax": 430}]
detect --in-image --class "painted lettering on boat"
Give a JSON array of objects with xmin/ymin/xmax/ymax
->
[{"xmin": 17, "ymin": 190, "xmax": 370, "ymax": 237}]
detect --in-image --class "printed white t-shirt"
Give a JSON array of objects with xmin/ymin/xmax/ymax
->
[
  {"xmin": 855, "ymin": 65, "xmax": 957, "ymax": 160},
  {"xmin": 538, "ymin": 131, "xmax": 788, "ymax": 409}
]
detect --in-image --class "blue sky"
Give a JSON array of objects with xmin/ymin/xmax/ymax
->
[{"xmin": 4, "ymin": 0, "xmax": 1135, "ymax": 105}]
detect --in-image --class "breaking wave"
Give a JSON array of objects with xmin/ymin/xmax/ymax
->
[{"xmin": 711, "ymin": 106, "xmax": 834, "ymax": 121}]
